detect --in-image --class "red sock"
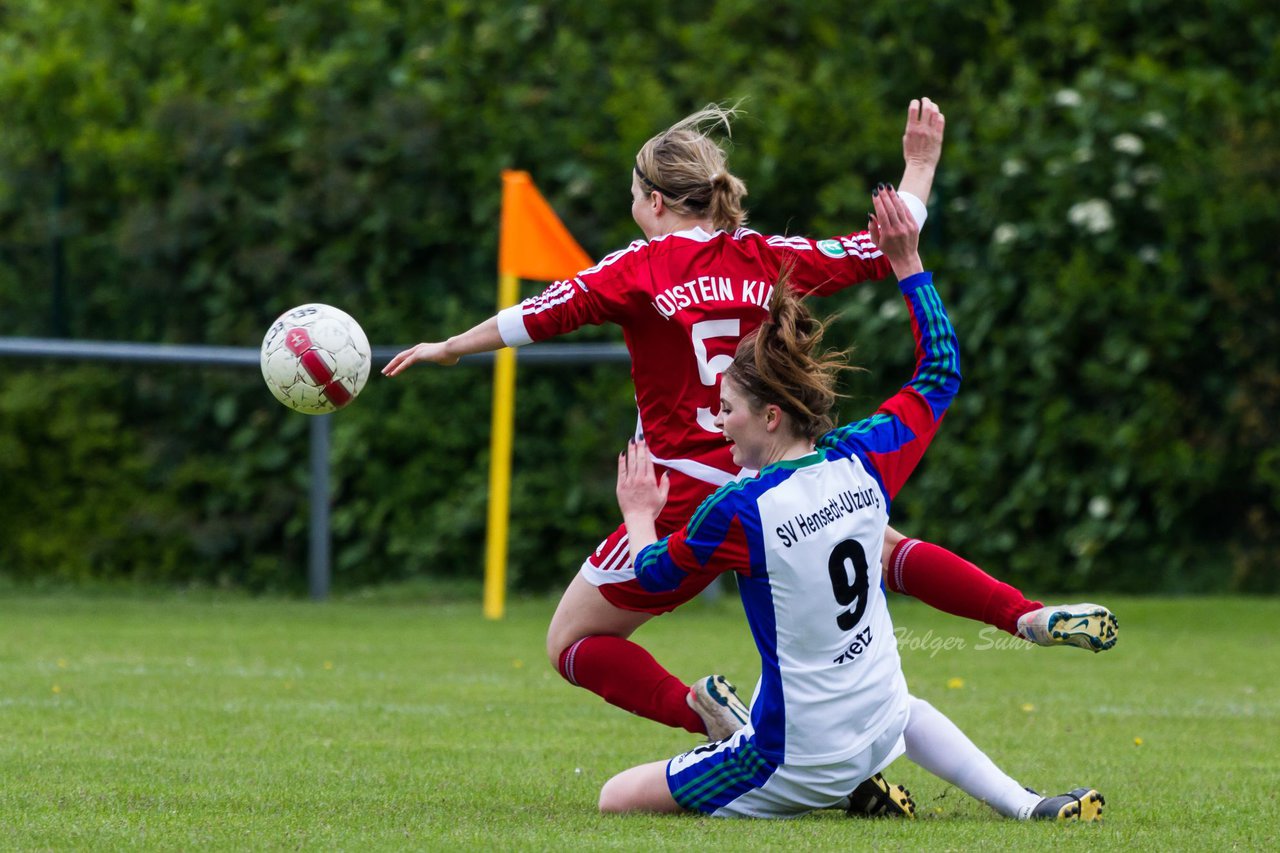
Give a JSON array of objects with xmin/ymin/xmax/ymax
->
[
  {"xmin": 558, "ymin": 635, "xmax": 704, "ymax": 734},
  {"xmin": 887, "ymin": 539, "xmax": 1042, "ymax": 635}
]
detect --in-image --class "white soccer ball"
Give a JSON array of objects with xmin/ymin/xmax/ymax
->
[{"xmin": 260, "ymin": 303, "xmax": 372, "ymax": 414}]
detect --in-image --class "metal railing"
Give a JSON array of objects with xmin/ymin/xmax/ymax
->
[{"xmin": 0, "ymin": 336, "xmax": 629, "ymax": 599}]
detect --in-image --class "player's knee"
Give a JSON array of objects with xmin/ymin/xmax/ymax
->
[
  {"xmin": 598, "ymin": 776, "xmax": 625, "ymax": 813},
  {"xmin": 882, "ymin": 527, "xmax": 906, "ymax": 569},
  {"xmin": 548, "ymin": 628, "xmax": 588, "ymax": 681},
  {"xmin": 546, "ymin": 632, "xmax": 563, "ymax": 671},
  {"xmin": 598, "ymin": 772, "xmax": 647, "ymax": 814}
]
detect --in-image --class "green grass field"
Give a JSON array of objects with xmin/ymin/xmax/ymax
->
[{"xmin": 2, "ymin": 588, "xmax": 1277, "ymax": 850}]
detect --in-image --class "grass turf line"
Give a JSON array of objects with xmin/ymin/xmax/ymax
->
[{"xmin": 1, "ymin": 592, "xmax": 1277, "ymax": 850}]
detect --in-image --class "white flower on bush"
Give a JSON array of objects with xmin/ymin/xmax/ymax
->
[
  {"xmin": 1113, "ymin": 182, "xmax": 1135, "ymax": 200},
  {"xmin": 1067, "ymin": 198, "xmax": 1115, "ymax": 234},
  {"xmin": 993, "ymin": 223, "xmax": 1019, "ymax": 246},
  {"xmin": 1073, "ymin": 146, "xmax": 1093, "ymax": 164},
  {"xmin": 1142, "ymin": 111, "xmax": 1168, "ymax": 130},
  {"xmin": 879, "ymin": 298, "xmax": 905, "ymax": 320},
  {"xmin": 1088, "ymin": 496, "xmax": 1112, "ymax": 519},
  {"xmin": 1054, "ymin": 88, "xmax": 1083, "ymax": 107},
  {"xmin": 1138, "ymin": 245, "xmax": 1161, "ymax": 264},
  {"xmin": 1002, "ymin": 158, "xmax": 1027, "ymax": 177},
  {"xmin": 1112, "ymin": 133, "xmax": 1144, "ymax": 155}
]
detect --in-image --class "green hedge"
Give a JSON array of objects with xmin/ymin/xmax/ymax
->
[{"xmin": 1, "ymin": 1, "xmax": 1276, "ymax": 593}]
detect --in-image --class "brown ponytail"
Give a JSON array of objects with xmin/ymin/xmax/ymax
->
[{"xmin": 724, "ymin": 270, "xmax": 858, "ymax": 441}]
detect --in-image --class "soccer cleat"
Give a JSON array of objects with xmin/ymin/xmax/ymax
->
[
  {"xmin": 687, "ymin": 675, "xmax": 750, "ymax": 741},
  {"xmin": 1029, "ymin": 787, "xmax": 1105, "ymax": 822},
  {"xmin": 847, "ymin": 773, "xmax": 916, "ymax": 819},
  {"xmin": 1016, "ymin": 603, "xmax": 1118, "ymax": 652}
]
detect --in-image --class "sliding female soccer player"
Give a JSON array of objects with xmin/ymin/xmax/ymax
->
[{"xmin": 599, "ymin": 187, "xmax": 1103, "ymax": 821}]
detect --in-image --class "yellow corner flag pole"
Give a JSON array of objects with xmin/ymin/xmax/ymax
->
[
  {"xmin": 483, "ymin": 272, "xmax": 519, "ymax": 620},
  {"xmin": 484, "ymin": 171, "xmax": 593, "ymax": 620}
]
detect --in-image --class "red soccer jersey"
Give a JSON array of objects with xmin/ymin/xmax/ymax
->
[{"xmin": 497, "ymin": 225, "xmax": 893, "ymax": 485}]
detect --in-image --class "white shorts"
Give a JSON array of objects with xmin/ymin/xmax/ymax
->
[{"xmin": 665, "ymin": 709, "xmax": 908, "ymax": 818}]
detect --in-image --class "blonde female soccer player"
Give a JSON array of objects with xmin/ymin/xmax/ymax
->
[
  {"xmin": 384, "ymin": 99, "xmax": 1115, "ymax": 747},
  {"xmin": 600, "ymin": 187, "xmax": 1103, "ymax": 821}
]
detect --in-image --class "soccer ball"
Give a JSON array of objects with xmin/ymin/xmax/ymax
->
[{"xmin": 260, "ymin": 303, "xmax": 372, "ymax": 414}]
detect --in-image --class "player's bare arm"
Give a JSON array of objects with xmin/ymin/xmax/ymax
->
[
  {"xmin": 381, "ymin": 315, "xmax": 505, "ymax": 376},
  {"xmin": 898, "ymin": 97, "xmax": 945, "ymax": 206}
]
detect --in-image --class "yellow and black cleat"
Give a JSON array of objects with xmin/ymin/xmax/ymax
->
[
  {"xmin": 1030, "ymin": 787, "xmax": 1105, "ymax": 822},
  {"xmin": 847, "ymin": 772, "xmax": 916, "ymax": 819}
]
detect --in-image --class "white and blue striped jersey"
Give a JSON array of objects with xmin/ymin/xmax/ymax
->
[{"xmin": 634, "ymin": 271, "xmax": 960, "ymax": 765}]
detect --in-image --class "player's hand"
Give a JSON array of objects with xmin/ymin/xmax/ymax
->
[
  {"xmin": 902, "ymin": 97, "xmax": 945, "ymax": 171},
  {"xmin": 615, "ymin": 438, "xmax": 669, "ymax": 522},
  {"xmin": 869, "ymin": 185, "xmax": 924, "ymax": 280},
  {"xmin": 382, "ymin": 342, "xmax": 458, "ymax": 376}
]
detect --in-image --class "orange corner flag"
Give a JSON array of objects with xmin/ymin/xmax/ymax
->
[{"xmin": 499, "ymin": 170, "xmax": 592, "ymax": 281}]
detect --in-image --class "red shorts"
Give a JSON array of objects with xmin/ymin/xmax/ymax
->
[{"xmin": 580, "ymin": 467, "xmax": 723, "ymax": 614}]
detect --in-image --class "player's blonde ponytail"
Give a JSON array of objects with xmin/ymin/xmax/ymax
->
[{"xmin": 634, "ymin": 104, "xmax": 748, "ymax": 232}]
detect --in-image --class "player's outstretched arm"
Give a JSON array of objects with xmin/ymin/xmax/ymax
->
[
  {"xmin": 836, "ymin": 185, "xmax": 956, "ymax": 499},
  {"xmin": 868, "ymin": 185, "xmax": 925, "ymax": 281},
  {"xmin": 898, "ymin": 97, "xmax": 945, "ymax": 207},
  {"xmin": 381, "ymin": 315, "xmax": 505, "ymax": 375}
]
